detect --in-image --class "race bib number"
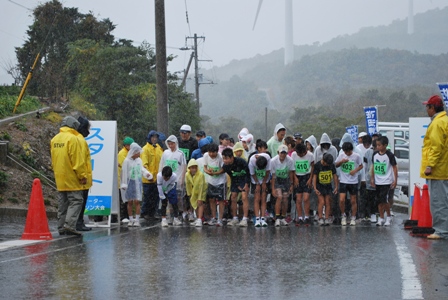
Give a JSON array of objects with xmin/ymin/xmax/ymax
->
[
  {"xmin": 179, "ymin": 148, "xmax": 190, "ymax": 160},
  {"xmin": 256, "ymin": 169, "xmax": 266, "ymax": 180},
  {"xmin": 209, "ymin": 165, "xmax": 220, "ymax": 177},
  {"xmin": 341, "ymin": 161, "xmax": 355, "ymax": 174},
  {"xmin": 295, "ymin": 160, "xmax": 309, "ymax": 174},
  {"xmin": 319, "ymin": 170, "xmax": 332, "ymax": 184},
  {"xmin": 165, "ymin": 159, "xmax": 178, "ymax": 172},
  {"xmin": 130, "ymin": 165, "xmax": 140, "ymax": 180},
  {"xmin": 276, "ymin": 167, "xmax": 288, "ymax": 179},
  {"xmin": 374, "ymin": 162, "xmax": 387, "ymax": 175},
  {"xmin": 232, "ymin": 170, "xmax": 246, "ymax": 177}
]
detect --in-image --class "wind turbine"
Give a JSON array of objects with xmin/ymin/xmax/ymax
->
[{"xmin": 252, "ymin": 0, "xmax": 294, "ymax": 65}]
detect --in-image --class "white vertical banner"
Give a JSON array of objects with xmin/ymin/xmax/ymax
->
[
  {"xmin": 409, "ymin": 117, "xmax": 430, "ymax": 212},
  {"xmin": 84, "ymin": 121, "xmax": 118, "ymax": 226}
]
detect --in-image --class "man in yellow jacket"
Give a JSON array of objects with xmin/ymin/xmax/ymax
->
[
  {"xmin": 75, "ymin": 116, "xmax": 93, "ymax": 231},
  {"xmin": 141, "ymin": 130, "xmax": 163, "ymax": 219},
  {"xmin": 51, "ymin": 116, "xmax": 88, "ymax": 236},
  {"xmin": 420, "ymin": 95, "xmax": 448, "ymax": 239}
]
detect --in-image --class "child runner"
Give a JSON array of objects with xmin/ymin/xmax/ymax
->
[
  {"xmin": 249, "ymin": 152, "xmax": 272, "ymax": 227},
  {"xmin": 120, "ymin": 143, "xmax": 153, "ymax": 227},
  {"xmin": 335, "ymin": 142, "xmax": 363, "ymax": 226},
  {"xmin": 222, "ymin": 148, "xmax": 251, "ymax": 226},
  {"xmin": 292, "ymin": 142, "xmax": 315, "ymax": 225},
  {"xmin": 185, "ymin": 159, "xmax": 207, "ymax": 227},
  {"xmin": 158, "ymin": 166, "xmax": 182, "ymax": 227},
  {"xmin": 313, "ymin": 153, "xmax": 338, "ymax": 226},
  {"xmin": 370, "ymin": 136, "xmax": 397, "ymax": 226},
  {"xmin": 270, "ymin": 145, "xmax": 295, "ymax": 227},
  {"xmin": 159, "ymin": 135, "xmax": 187, "ymax": 223},
  {"xmin": 203, "ymin": 143, "xmax": 227, "ymax": 226}
]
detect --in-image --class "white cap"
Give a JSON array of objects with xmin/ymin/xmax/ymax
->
[
  {"xmin": 277, "ymin": 144, "xmax": 288, "ymax": 153},
  {"xmin": 180, "ymin": 124, "xmax": 191, "ymax": 132},
  {"xmin": 358, "ymin": 132, "xmax": 367, "ymax": 138}
]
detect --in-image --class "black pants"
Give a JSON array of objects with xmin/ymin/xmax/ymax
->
[
  {"xmin": 142, "ymin": 183, "xmax": 159, "ymax": 217},
  {"xmin": 161, "ymin": 199, "xmax": 179, "ymax": 217}
]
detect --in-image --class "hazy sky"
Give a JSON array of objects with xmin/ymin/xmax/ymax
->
[{"xmin": 1, "ymin": 0, "xmax": 447, "ymax": 84}]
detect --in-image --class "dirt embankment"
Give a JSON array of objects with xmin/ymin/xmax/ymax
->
[{"xmin": 0, "ymin": 111, "xmax": 66, "ymax": 212}]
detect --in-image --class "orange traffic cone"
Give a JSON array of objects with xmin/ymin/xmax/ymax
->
[
  {"xmin": 411, "ymin": 184, "xmax": 435, "ymax": 237},
  {"xmin": 21, "ymin": 179, "xmax": 52, "ymax": 240},
  {"xmin": 404, "ymin": 185, "xmax": 421, "ymax": 229}
]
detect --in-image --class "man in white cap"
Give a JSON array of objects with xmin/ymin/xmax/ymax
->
[
  {"xmin": 177, "ymin": 124, "xmax": 198, "ymax": 164},
  {"xmin": 358, "ymin": 132, "xmax": 367, "ymax": 145}
]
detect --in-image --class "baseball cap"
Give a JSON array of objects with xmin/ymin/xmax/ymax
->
[
  {"xmin": 277, "ymin": 144, "xmax": 288, "ymax": 153},
  {"xmin": 180, "ymin": 124, "xmax": 191, "ymax": 132},
  {"xmin": 219, "ymin": 133, "xmax": 230, "ymax": 140},
  {"xmin": 423, "ymin": 95, "xmax": 444, "ymax": 107},
  {"xmin": 293, "ymin": 132, "xmax": 302, "ymax": 139},
  {"xmin": 123, "ymin": 137, "xmax": 134, "ymax": 145},
  {"xmin": 358, "ymin": 132, "xmax": 367, "ymax": 138}
]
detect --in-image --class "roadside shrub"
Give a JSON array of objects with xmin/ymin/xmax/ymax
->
[{"xmin": 0, "ymin": 171, "xmax": 8, "ymax": 188}]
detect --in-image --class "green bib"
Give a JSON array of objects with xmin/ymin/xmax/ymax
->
[
  {"xmin": 341, "ymin": 161, "xmax": 355, "ymax": 174},
  {"xmin": 374, "ymin": 162, "xmax": 387, "ymax": 175},
  {"xmin": 295, "ymin": 160, "xmax": 309, "ymax": 174}
]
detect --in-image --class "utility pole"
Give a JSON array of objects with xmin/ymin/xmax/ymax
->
[
  {"xmin": 155, "ymin": 0, "xmax": 168, "ymax": 134},
  {"xmin": 186, "ymin": 34, "xmax": 205, "ymax": 116}
]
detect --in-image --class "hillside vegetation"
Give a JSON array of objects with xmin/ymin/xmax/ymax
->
[{"xmin": 198, "ymin": 7, "xmax": 448, "ymax": 139}]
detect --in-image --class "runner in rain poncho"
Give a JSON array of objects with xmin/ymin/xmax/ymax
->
[
  {"xmin": 121, "ymin": 142, "xmax": 153, "ymax": 227},
  {"xmin": 159, "ymin": 135, "xmax": 187, "ymax": 220}
]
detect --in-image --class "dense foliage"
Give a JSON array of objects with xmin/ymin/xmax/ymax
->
[{"xmin": 12, "ymin": 0, "xmax": 199, "ymax": 142}]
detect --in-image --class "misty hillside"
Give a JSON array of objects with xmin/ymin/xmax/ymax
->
[
  {"xmin": 198, "ymin": 6, "xmax": 448, "ymax": 129},
  {"xmin": 203, "ymin": 7, "xmax": 448, "ymax": 82}
]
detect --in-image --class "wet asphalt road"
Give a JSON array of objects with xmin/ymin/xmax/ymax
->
[{"xmin": 0, "ymin": 214, "xmax": 447, "ymax": 299}]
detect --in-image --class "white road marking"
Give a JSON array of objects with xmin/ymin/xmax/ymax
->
[{"xmin": 394, "ymin": 234, "xmax": 424, "ymax": 299}]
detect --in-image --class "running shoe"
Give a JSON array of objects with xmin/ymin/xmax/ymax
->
[
  {"xmin": 280, "ymin": 219, "xmax": 289, "ymax": 226},
  {"xmin": 318, "ymin": 218, "xmax": 325, "ymax": 226},
  {"xmin": 227, "ymin": 219, "xmax": 239, "ymax": 226},
  {"xmin": 173, "ymin": 218, "xmax": 182, "ymax": 226},
  {"xmin": 194, "ymin": 218, "xmax": 203, "ymax": 227},
  {"xmin": 261, "ymin": 219, "xmax": 268, "ymax": 227},
  {"xmin": 255, "ymin": 220, "xmax": 261, "ymax": 227},
  {"xmin": 376, "ymin": 217, "xmax": 384, "ymax": 226},
  {"xmin": 275, "ymin": 219, "xmax": 281, "ymax": 227},
  {"xmin": 239, "ymin": 219, "xmax": 248, "ymax": 227},
  {"xmin": 161, "ymin": 219, "xmax": 168, "ymax": 227},
  {"xmin": 350, "ymin": 218, "xmax": 356, "ymax": 226}
]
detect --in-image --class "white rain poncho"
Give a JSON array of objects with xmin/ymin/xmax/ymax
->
[
  {"xmin": 159, "ymin": 135, "xmax": 187, "ymax": 198},
  {"xmin": 267, "ymin": 123, "xmax": 286, "ymax": 155},
  {"xmin": 120, "ymin": 143, "xmax": 153, "ymax": 201}
]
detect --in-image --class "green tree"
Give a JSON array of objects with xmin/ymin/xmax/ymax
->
[{"xmin": 15, "ymin": 0, "xmax": 115, "ymax": 97}]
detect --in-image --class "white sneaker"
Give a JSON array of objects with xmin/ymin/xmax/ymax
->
[
  {"xmin": 390, "ymin": 209, "xmax": 394, "ymax": 216},
  {"xmin": 194, "ymin": 218, "xmax": 202, "ymax": 227},
  {"xmin": 239, "ymin": 219, "xmax": 248, "ymax": 227},
  {"xmin": 370, "ymin": 214, "xmax": 377, "ymax": 223},
  {"xmin": 122, "ymin": 218, "xmax": 130, "ymax": 224},
  {"xmin": 188, "ymin": 212, "xmax": 195, "ymax": 222},
  {"xmin": 350, "ymin": 218, "xmax": 356, "ymax": 226},
  {"xmin": 255, "ymin": 219, "xmax": 261, "ymax": 227},
  {"xmin": 376, "ymin": 217, "xmax": 384, "ymax": 226},
  {"xmin": 173, "ymin": 218, "xmax": 182, "ymax": 226},
  {"xmin": 318, "ymin": 218, "xmax": 325, "ymax": 226},
  {"xmin": 208, "ymin": 218, "xmax": 217, "ymax": 226},
  {"xmin": 384, "ymin": 217, "xmax": 391, "ymax": 226},
  {"xmin": 227, "ymin": 219, "xmax": 239, "ymax": 226},
  {"xmin": 133, "ymin": 220, "xmax": 141, "ymax": 227},
  {"xmin": 261, "ymin": 219, "xmax": 268, "ymax": 227},
  {"xmin": 341, "ymin": 216, "xmax": 347, "ymax": 226},
  {"xmin": 280, "ymin": 219, "xmax": 289, "ymax": 226},
  {"xmin": 128, "ymin": 219, "xmax": 134, "ymax": 227},
  {"xmin": 216, "ymin": 220, "xmax": 223, "ymax": 227},
  {"xmin": 275, "ymin": 219, "xmax": 280, "ymax": 227},
  {"xmin": 161, "ymin": 219, "xmax": 168, "ymax": 227}
]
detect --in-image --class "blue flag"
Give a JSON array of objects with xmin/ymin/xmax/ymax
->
[
  {"xmin": 364, "ymin": 106, "xmax": 378, "ymax": 136},
  {"xmin": 437, "ymin": 83, "xmax": 448, "ymax": 107},
  {"xmin": 345, "ymin": 125, "xmax": 358, "ymax": 145}
]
